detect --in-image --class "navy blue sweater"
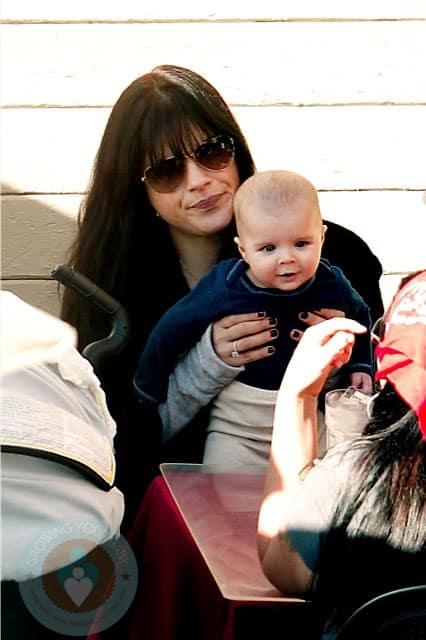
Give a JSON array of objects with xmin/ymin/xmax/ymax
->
[{"xmin": 134, "ymin": 259, "xmax": 373, "ymax": 404}]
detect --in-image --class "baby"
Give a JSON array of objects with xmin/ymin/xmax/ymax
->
[{"xmin": 135, "ymin": 170, "xmax": 373, "ymax": 465}]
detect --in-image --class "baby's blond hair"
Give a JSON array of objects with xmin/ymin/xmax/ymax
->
[{"xmin": 234, "ymin": 170, "xmax": 321, "ymax": 227}]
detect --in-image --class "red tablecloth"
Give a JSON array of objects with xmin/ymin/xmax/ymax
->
[
  {"xmin": 90, "ymin": 473, "xmax": 320, "ymax": 639},
  {"xmin": 127, "ymin": 474, "xmax": 234, "ymax": 640}
]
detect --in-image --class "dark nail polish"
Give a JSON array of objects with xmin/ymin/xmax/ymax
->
[
  {"xmin": 291, "ymin": 329, "xmax": 302, "ymax": 339},
  {"xmin": 267, "ymin": 346, "xmax": 275, "ymax": 354},
  {"xmin": 270, "ymin": 329, "xmax": 278, "ymax": 337},
  {"xmin": 257, "ymin": 311, "xmax": 266, "ymax": 318},
  {"xmin": 268, "ymin": 317, "xmax": 277, "ymax": 326},
  {"xmin": 299, "ymin": 311, "xmax": 309, "ymax": 320}
]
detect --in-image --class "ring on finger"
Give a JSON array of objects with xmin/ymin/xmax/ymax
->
[{"xmin": 231, "ymin": 340, "xmax": 240, "ymax": 358}]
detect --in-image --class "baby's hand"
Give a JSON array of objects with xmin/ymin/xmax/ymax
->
[{"xmin": 350, "ymin": 371, "xmax": 373, "ymax": 393}]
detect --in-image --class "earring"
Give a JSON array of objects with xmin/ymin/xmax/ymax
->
[{"xmin": 155, "ymin": 211, "xmax": 160, "ymax": 218}]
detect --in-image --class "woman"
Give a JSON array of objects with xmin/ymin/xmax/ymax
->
[
  {"xmin": 257, "ymin": 271, "xmax": 426, "ymax": 637},
  {"xmin": 61, "ymin": 64, "xmax": 384, "ymax": 530}
]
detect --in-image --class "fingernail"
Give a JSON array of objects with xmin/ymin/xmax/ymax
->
[
  {"xmin": 290, "ymin": 329, "xmax": 302, "ymax": 339},
  {"xmin": 270, "ymin": 329, "xmax": 278, "ymax": 337},
  {"xmin": 267, "ymin": 346, "xmax": 275, "ymax": 354},
  {"xmin": 268, "ymin": 317, "xmax": 277, "ymax": 325},
  {"xmin": 257, "ymin": 311, "xmax": 266, "ymax": 318},
  {"xmin": 299, "ymin": 311, "xmax": 309, "ymax": 320}
]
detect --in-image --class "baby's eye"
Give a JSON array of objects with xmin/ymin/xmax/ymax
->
[
  {"xmin": 294, "ymin": 240, "xmax": 308, "ymax": 248},
  {"xmin": 261, "ymin": 245, "xmax": 275, "ymax": 253}
]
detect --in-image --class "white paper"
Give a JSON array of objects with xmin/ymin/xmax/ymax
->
[{"xmin": 0, "ymin": 394, "xmax": 115, "ymax": 486}]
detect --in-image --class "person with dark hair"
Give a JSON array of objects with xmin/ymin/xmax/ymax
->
[
  {"xmin": 134, "ymin": 170, "xmax": 373, "ymax": 466},
  {"xmin": 60, "ymin": 64, "xmax": 384, "ymax": 531},
  {"xmin": 257, "ymin": 270, "xmax": 426, "ymax": 638}
]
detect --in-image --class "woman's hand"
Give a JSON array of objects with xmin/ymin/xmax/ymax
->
[
  {"xmin": 212, "ymin": 312, "xmax": 279, "ymax": 366},
  {"xmin": 258, "ymin": 317, "xmax": 368, "ymax": 597},
  {"xmin": 282, "ymin": 317, "xmax": 368, "ymax": 399},
  {"xmin": 290, "ymin": 308, "xmax": 345, "ymax": 342}
]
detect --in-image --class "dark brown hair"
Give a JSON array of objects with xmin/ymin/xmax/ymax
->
[
  {"xmin": 317, "ymin": 389, "xmax": 426, "ymax": 628},
  {"xmin": 61, "ymin": 65, "xmax": 255, "ymax": 349}
]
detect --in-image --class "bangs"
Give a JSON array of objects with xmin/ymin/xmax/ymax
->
[{"xmin": 141, "ymin": 99, "xmax": 216, "ymax": 167}]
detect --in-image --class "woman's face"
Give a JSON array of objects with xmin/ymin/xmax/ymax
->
[{"xmin": 144, "ymin": 134, "xmax": 240, "ymax": 238}]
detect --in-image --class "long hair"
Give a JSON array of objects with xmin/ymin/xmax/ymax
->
[
  {"xmin": 61, "ymin": 65, "xmax": 255, "ymax": 349},
  {"xmin": 316, "ymin": 382, "xmax": 426, "ymax": 628}
]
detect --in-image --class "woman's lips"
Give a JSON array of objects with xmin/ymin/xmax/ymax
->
[{"xmin": 191, "ymin": 194, "xmax": 222, "ymax": 210}]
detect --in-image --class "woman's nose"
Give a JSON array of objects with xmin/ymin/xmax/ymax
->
[{"xmin": 184, "ymin": 157, "xmax": 211, "ymax": 189}]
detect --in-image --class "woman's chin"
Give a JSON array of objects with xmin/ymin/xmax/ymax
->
[{"xmin": 192, "ymin": 211, "xmax": 233, "ymax": 237}]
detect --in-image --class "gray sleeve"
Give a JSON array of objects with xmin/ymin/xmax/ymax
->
[
  {"xmin": 281, "ymin": 445, "xmax": 352, "ymax": 572},
  {"xmin": 158, "ymin": 324, "xmax": 244, "ymax": 443}
]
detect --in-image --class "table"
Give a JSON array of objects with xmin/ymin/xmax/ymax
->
[{"xmin": 123, "ymin": 464, "xmax": 320, "ymax": 640}]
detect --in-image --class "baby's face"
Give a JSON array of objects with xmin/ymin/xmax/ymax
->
[{"xmin": 235, "ymin": 198, "xmax": 326, "ymax": 291}]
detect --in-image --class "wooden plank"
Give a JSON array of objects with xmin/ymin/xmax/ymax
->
[
  {"xmin": 0, "ymin": 274, "xmax": 413, "ymax": 323},
  {"xmin": 2, "ymin": 191, "xmax": 424, "ymax": 279},
  {"xmin": 2, "ymin": 195, "xmax": 80, "ymax": 277},
  {"xmin": 2, "ymin": 0, "xmax": 425, "ymax": 21},
  {"xmin": 318, "ymin": 190, "xmax": 426, "ymax": 275},
  {"xmin": 1, "ymin": 280, "xmax": 63, "ymax": 317},
  {"xmin": 2, "ymin": 106, "xmax": 425, "ymax": 193},
  {"xmin": 3, "ymin": 192, "xmax": 421, "ymax": 318},
  {"xmin": 1, "ymin": 108, "xmax": 108, "ymax": 194},
  {"xmin": 237, "ymin": 106, "xmax": 426, "ymax": 190},
  {"xmin": 2, "ymin": 22, "xmax": 426, "ymax": 106}
]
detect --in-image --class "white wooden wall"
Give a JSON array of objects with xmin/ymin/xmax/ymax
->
[{"xmin": 2, "ymin": 1, "xmax": 425, "ymax": 316}]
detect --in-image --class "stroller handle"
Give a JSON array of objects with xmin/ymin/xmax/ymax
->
[
  {"xmin": 51, "ymin": 264, "xmax": 130, "ymax": 372},
  {"xmin": 52, "ymin": 264, "xmax": 121, "ymax": 315}
]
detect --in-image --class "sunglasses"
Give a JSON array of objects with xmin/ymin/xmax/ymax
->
[{"xmin": 141, "ymin": 134, "xmax": 235, "ymax": 193}]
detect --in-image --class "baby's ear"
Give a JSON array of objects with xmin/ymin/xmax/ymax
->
[{"xmin": 234, "ymin": 236, "xmax": 246, "ymax": 259}]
